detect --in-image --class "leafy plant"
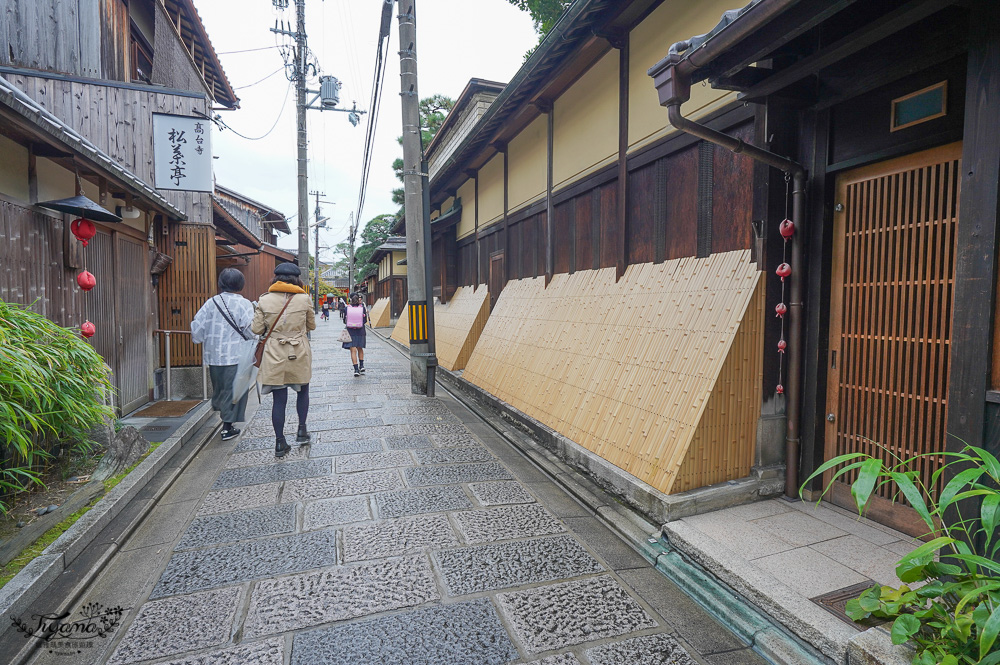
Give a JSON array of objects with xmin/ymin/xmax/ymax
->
[
  {"xmin": 0, "ymin": 299, "xmax": 114, "ymax": 514},
  {"xmin": 803, "ymin": 445, "xmax": 1000, "ymax": 664}
]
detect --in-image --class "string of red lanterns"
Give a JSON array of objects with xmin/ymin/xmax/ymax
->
[
  {"xmin": 71, "ymin": 218, "xmax": 97, "ymax": 338},
  {"xmin": 774, "ymin": 174, "xmax": 795, "ymax": 396}
]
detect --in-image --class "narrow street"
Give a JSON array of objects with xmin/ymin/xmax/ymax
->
[{"xmin": 27, "ymin": 322, "xmax": 765, "ymax": 665}]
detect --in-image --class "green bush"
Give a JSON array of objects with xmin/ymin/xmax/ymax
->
[
  {"xmin": 803, "ymin": 445, "xmax": 1000, "ymax": 665},
  {"xmin": 0, "ymin": 299, "xmax": 114, "ymax": 514}
]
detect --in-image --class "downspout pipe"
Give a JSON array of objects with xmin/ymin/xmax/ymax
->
[{"xmin": 650, "ymin": 47, "xmax": 806, "ymax": 499}]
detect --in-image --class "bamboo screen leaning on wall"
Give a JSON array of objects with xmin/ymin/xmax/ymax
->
[
  {"xmin": 463, "ymin": 250, "xmax": 764, "ymax": 495},
  {"xmin": 369, "ymin": 297, "xmax": 391, "ymax": 328},
  {"xmin": 433, "ymin": 285, "xmax": 491, "ymax": 371},
  {"xmin": 390, "ymin": 302, "xmax": 410, "ymax": 347}
]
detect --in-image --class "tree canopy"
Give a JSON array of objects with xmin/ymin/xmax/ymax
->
[
  {"xmin": 354, "ymin": 213, "xmax": 396, "ymax": 282},
  {"xmin": 508, "ymin": 0, "xmax": 569, "ymax": 39},
  {"xmin": 392, "ymin": 95, "xmax": 455, "ymax": 220}
]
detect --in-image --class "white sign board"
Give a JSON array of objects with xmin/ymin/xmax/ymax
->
[{"xmin": 152, "ymin": 113, "xmax": 213, "ymax": 192}]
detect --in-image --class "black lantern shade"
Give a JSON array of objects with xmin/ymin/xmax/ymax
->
[{"xmin": 36, "ymin": 195, "xmax": 122, "ymax": 223}]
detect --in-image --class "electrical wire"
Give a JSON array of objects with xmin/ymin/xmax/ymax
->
[
  {"xmin": 234, "ymin": 65, "xmax": 287, "ymax": 90},
  {"xmin": 210, "ymin": 82, "xmax": 293, "ymax": 141},
  {"xmin": 354, "ymin": 0, "xmax": 394, "ymax": 228},
  {"xmin": 217, "ymin": 44, "xmax": 281, "ymax": 55}
]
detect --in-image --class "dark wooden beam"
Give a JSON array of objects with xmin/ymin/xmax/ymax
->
[
  {"xmin": 502, "ymin": 144, "xmax": 510, "ymax": 285},
  {"xmin": 545, "ymin": 106, "xmax": 554, "ymax": 285},
  {"xmin": 739, "ymin": 0, "xmax": 956, "ymax": 102},
  {"xmin": 616, "ymin": 34, "xmax": 629, "ymax": 281},
  {"xmin": 711, "ymin": 0, "xmax": 860, "ymax": 80},
  {"xmin": 947, "ymin": 0, "xmax": 1000, "ymax": 458}
]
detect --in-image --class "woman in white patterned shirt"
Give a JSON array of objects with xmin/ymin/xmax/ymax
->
[{"xmin": 190, "ymin": 268, "xmax": 255, "ymax": 440}]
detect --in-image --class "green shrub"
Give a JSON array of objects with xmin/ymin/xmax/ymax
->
[
  {"xmin": 803, "ymin": 446, "xmax": 1000, "ymax": 665},
  {"xmin": 0, "ymin": 299, "xmax": 114, "ymax": 514}
]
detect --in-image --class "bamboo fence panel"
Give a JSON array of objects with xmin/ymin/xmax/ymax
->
[
  {"xmin": 463, "ymin": 249, "xmax": 764, "ymax": 495},
  {"xmin": 434, "ymin": 285, "xmax": 491, "ymax": 371},
  {"xmin": 369, "ymin": 297, "xmax": 391, "ymax": 328},
  {"xmin": 390, "ymin": 301, "xmax": 410, "ymax": 347}
]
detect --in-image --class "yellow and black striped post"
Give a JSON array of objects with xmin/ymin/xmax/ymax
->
[{"xmin": 408, "ymin": 301, "xmax": 429, "ymax": 344}]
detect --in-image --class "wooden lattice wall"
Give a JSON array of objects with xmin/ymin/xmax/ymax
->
[
  {"xmin": 390, "ymin": 301, "xmax": 410, "ymax": 347},
  {"xmin": 463, "ymin": 250, "xmax": 764, "ymax": 495},
  {"xmin": 434, "ymin": 285, "xmax": 491, "ymax": 371},
  {"xmin": 369, "ymin": 297, "xmax": 391, "ymax": 328}
]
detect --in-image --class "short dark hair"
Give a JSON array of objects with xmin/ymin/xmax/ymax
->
[
  {"xmin": 218, "ymin": 268, "xmax": 245, "ymax": 293},
  {"xmin": 350, "ymin": 293, "xmax": 361, "ymax": 305}
]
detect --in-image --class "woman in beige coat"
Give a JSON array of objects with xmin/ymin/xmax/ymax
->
[{"xmin": 251, "ymin": 262, "xmax": 316, "ymax": 457}]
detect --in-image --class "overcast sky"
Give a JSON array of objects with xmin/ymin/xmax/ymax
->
[{"xmin": 196, "ymin": 0, "xmax": 538, "ymax": 258}]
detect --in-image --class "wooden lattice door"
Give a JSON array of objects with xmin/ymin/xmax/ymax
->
[
  {"xmin": 489, "ymin": 251, "xmax": 505, "ymax": 311},
  {"xmin": 825, "ymin": 142, "xmax": 960, "ymax": 537}
]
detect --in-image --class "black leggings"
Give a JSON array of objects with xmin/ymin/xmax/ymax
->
[{"xmin": 272, "ymin": 384, "xmax": 309, "ymax": 438}]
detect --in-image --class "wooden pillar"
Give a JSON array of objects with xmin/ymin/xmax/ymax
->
[
  {"xmin": 468, "ymin": 170, "xmax": 480, "ymax": 285},
  {"xmin": 496, "ymin": 141, "xmax": 510, "ymax": 285},
  {"xmin": 542, "ymin": 102, "xmax": 554, "ymax": 285},
  {"xmin": 947, "ymin": 0, "xmax": 1000, "ymax": 456},
  {"xmin": 614, "ymin": 34, "xmax": 629, "ymax": 281}
]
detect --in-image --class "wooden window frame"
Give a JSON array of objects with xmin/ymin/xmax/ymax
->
[{"xmin": 890, "ymin": 81, "xmax": 947, "ymax": 132}]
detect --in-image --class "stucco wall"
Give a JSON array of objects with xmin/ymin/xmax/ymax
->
[
  {"xmin": 554, "ymin": 49, "xmax": 619, "ymax": 189},
  {"xmin": 456, "ymin": 177, "xmax": 477, "ymax": 239},
  {"xmin": 478, "ymin": 152, "xmax": 504, "ymax": 229},
  {"xmin": 0, "ymin": 135, "xmax": 29, "ymax": 202},
  {"xmin": 508, "ymin": 114, "xmax": 547, "ymax": 213}
]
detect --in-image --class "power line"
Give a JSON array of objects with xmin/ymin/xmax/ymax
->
[
  {"xmin": 217, "ymin": 44, "xmax": 282, "ymax": 55},
  {"xmin": 211, "ymin": 82, "xmax": 293, "ymax": 141},
  {"xmin": 354, "ymin": 0, "xmax": 394, "ymax": 229},
  {"xmin": 234, "ymin": 65, "xmax": 287, "ymax": 90}
]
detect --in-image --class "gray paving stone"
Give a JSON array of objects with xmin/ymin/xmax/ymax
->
[
  {"xmin": 283, "ymin": 470, "xmax": 404, "ymax": 502},
  {"xmin": 453, "ymin": 504, "xmax": 565, "ymax": 544},
  {"xmin": 212, "ymin": 459, "xmax": 332, "ymax": 489},
  {"xmin": 497, "ymin": 576, "xmax": 658, "ymax": 653},
  {"xmin": 470, "ymin": 481, "xmax": 536, "ymax": 506},
  {"xmin": 151, "ymin": 530, "xmax": 337, "ymax": 598},
  {"xmin": 155, "ymin": 637, "xmax": 284, "ymax": 665},
  {"xmin": 318, "ymin": 424, "xmax": 411, "ymax": 442},
  {"xmin": 375, "ymin": 485, "xmax": 473, "ymax": 518},
  {"xmin": 234, "ymin": 436, "xmax": 278, "ymax": 452},
  {"xmin": 107, "ymin": 586, "xmax": 241, "ymax": 664},
  {"xmin": 177, "ymin": 504, "xmax": 297, "ymax": 550},
  {"xmin": 431, "ymin": 433, "xmax": 480, "ymax": 447},
  {"xmin": 385, "ymin": 434, "xmax": 433, "ymax": 449},
  {"xmin": 303, "ymin": 496, "xmax": 371, "ymax": 530},
  {"xmin": 381, "ymin": 405, "xmax": 453, "ymax": 416},
  {"xmin": 289, "ymin": 599, "xmax": 517, "ymax": 665},
  {"xmin": 524, "ymin": 655, "xmax": 583, "ymax": 665},
  {"xmin": 225, "ymin": 445, "xmax": 309, "ymax": 468},
  {"xmin": 380, "ymin": 413, "xmax": 461, "ymax": 425},
  {"xmin": 405, "ymin": 462, "xmax": 512, "ymax": 487},
  {"xmin": 585, "ymin": 634, "xmax": 696, "ymax": 665},
  {"xmin": 414, "ymin": 446, "xmax": 494, "ymax": 464},
  {"xmin": 244, "ymin": 555, "xmax": 439, "ymax": 637},
  {"xmin": 311, "ymin": 417, "xmax": 384, "ymax": 431},
  {"xmin": 336, "ymin": 450, "xmax": 413, "ymax": 473},
  {"xmin": 408, "ymin": 423, "xmax": 471, "ymax": 435},
  {"xmin": 434, "ymin": 535, "xmax": 604, "ymax": 595},
  {"xmin": 342, "ymin": 514, "xmax": 459, "ymax": 561},
  {"xmin": 329, "ymin": 400, "xmax": 384, "ymax": 411},
  {"xmin": 309, "ymin": 438, "xmax": 384, "ymax": 457}
]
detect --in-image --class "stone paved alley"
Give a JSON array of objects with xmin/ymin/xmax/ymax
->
[{"xmin": 27, "ymin": 323, "xmax": 769, "ymax": 665}]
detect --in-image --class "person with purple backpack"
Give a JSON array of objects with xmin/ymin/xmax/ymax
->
[{"xmin": 342, "ymin": 293, "xmax": 369, "ymax": 376}]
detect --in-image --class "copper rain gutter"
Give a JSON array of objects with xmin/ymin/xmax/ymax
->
[{"xmin": 648, "ymin": 0, "xmax": 806, "ymax": 497}]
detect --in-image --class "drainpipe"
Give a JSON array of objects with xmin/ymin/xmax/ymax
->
[{"xmin": 650, "ymin": 48, "xmax": 806, "ymax": 498}]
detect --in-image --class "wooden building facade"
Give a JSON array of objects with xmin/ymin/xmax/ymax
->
[
  {"xmin": 0, "ymin": 0, "xmax": 238, "ymax": 413},
  {"xmin": 371, "ymin": 236, "xmax": 408, "ymax": 320},
  {"xmin": 426, "ymin": 0, "xmax": 992, "ymax": 535}
]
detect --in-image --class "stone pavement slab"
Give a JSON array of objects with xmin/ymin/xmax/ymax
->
[
  {"xmin": 374, "ymin": 484, "xmax": 472, "ymax": 517},
  {"xmin": 290, "ymin": 598, "xmax": 518, "ymax": 665},
  {"xmin": 404, "ymin": 461, "xmax": 511, "ymax": 485},
  {"xmin": 281, "ymin": 469, "xmax": 403, "ymax": 501},
  {"xmin": 211, "ymin": 458, "xmax": 331, "ymax": 489},
  {"xmin": 342, "ymin": 514, "xmax": 459, "ymax": 561},
  {"xmin": 302, "ymin": 495, "xmax": 371, "ymax": 530},
  {"xmin": 453, "ymin": 503, "xmax": 565, "ymax": 543},
  {"xmin": 470, "ymin": 480, "xmax": 536, "ymax": 506},
  {"xmin": 175, "ymin": 503, "xmax": 296, "ymax": 549},
  {"xmin": 195, "ymin": 483, "xmax": 281, "ymax": 516},
  {"xmin": 154, "ymin": 637, "xmax": 283, "ymax": 665}
]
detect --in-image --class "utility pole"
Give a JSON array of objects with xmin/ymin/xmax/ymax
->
[
  {"xmin": 294, "ymin": 0, "xmax": 309, "ymax": 273},
  {"xmin": 396, "ymin": 0, "xmax": 437, "ymax": 396},
  {"xmin": 310, "ymin": 190, "xmax": 326, "ymax": 312},
  {"xmin": 270, "ymin": 0, "xmax": 367, "ymax": 276}
]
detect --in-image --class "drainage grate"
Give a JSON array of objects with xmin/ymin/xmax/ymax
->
[{"xmin": 811, "ymin": 581, "xmax": 889, "ymax": 628}]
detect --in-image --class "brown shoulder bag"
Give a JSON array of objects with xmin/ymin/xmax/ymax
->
[{"xmin": 253, "ymin": 295, "xmax": 293, "ymax": 367}]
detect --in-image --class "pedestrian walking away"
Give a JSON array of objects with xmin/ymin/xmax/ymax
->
[
  {"xmin": 343, "ymin": 293, "xmax": 368, "ymax": 377},
  {"xmin": 338, "ymin": 296, "xmax": 347, "ymax": 323},
  {"xmin": 252, "ymin": 262, "xmax": 316, "ymax": 458},
  {"xmin": 321, "ymin": 299, "xmax": 330, "ymax": 322},
  {"xmin": 190, "ymin": 268, "xmax": 255, "ymax": 441}
]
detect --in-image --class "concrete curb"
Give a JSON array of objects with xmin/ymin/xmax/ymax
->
[{"xmin": 0, "ymin": 402, "xmax": 218, "ymax": 624}]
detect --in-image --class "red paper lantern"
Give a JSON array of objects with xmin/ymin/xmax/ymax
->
[
  {"xmin": 776, "ymin": 384, "xmax": 784, "ymax": 394},
  {"xmin": 775, "ymin": 303, "xmax": 787, "ymax": 317},
  {"xmin": 76, "ymin": 270, "xmax": 96, "ymax": 292},
  {"xmin": 776, "ymin": 263, "xmax": 791, "ymax": 281},
  {"xmin": 777, "ymin": 339, "xmax": 787, "ymax": 353},
  {"xmin": 71, "ymin": 218, "xmax": 97, "ymax": 247},
  {"xmin": 779, "ymin": 218, "xmax": 795, "ymax": 239},
  {"xmin": 80, "ymin": 321, "xmax": 95, "ymax": 339}
]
